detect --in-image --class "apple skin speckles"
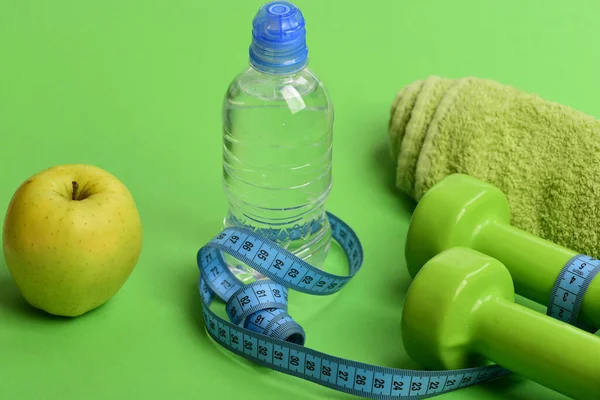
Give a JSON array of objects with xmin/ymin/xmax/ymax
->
[{"xmin": 2, "ymin": 164, "xmax": 143, "ymax": 317}]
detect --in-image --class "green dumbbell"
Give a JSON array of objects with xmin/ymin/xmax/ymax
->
[
  {"xmin": 401, "ymin": 247, "xmax": 600, "ymax": 400},
  {"xmin": 405, "ymin": 173, "xmax": 600, "ymax": 329}
]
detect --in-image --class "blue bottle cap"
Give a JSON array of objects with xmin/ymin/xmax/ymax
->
[{"xmin": 249, "ymin": 1, "xmax": 308, "ymax": 74}]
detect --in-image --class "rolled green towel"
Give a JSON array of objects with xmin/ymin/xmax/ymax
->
[{"xmin": 388, "ymin": 76, "xmax": 600, "ymax": 258}]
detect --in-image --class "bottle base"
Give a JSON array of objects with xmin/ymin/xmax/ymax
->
[{"xmin": 222, "ymin": 213, "xmax": 332, "ymax": 284}]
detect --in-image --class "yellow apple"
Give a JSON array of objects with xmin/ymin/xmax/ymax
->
[{"xmin": 2, "ymin": 164, "xmax": 142, "ymax": 317}]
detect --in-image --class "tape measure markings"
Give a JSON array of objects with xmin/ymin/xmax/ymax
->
[
  {"xmin": 205, "ymin": 215, "xmax": 363, "ymax": 297},
  {"xmin": 199, "ymin": 243, "xmax": 307, "ymax": 343},
  {"xmin": 548, "ymin": 254, "xmax": 600, "ymax": 332},
  {"xmin": 197, "ymin": 212, "xmax": 511, "ymax": 399},
  {"xmin": 200, "ymin": 285, "xmax": 510, "ymax": 399},
  {"xmin": 225, "ymin": 281, "xmax": 289, "ymax": 326}
]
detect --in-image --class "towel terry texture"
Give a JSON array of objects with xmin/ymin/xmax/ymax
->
[{"xmin": 388, "ymin": 76, "xmax": 600, "ymax": 259}]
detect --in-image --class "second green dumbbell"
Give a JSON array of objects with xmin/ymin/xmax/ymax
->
[
  {"xmin": 405, "ymin": 173, "xmax": 600, "ymax": 330},
  {"xmin": 402, "ymin": 247, "xmax": 600, "ymax": 400}
]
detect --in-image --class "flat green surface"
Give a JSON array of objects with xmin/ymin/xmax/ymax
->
[{"xmin": 0, "ymin": 0, "xmax": 597, "ymax": 399}]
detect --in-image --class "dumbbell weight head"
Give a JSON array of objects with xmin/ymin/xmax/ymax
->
[
  {"xmin": 405, "ymin": 174, "xmax": 511, "ymax": 278},
  {"xmin": 401, "ymin": 247, "xmax": 513, "ymax": 370}
]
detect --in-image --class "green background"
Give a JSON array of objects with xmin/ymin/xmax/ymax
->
[{"xmin": 0, "ymin": 0, "xmax": 596, "ymax": 398}]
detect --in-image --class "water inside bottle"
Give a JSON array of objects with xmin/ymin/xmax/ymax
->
[{"xmin": 222, "ymin": 69, "xmax": 333, "ymax": 283}]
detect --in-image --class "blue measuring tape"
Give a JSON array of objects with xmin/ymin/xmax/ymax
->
[
  {"xmin": 547, "ymin": 254, "xmax": 600, "ymax": 333},
  {"xmin": 196, "ymin": 211, "xmax": 511, "ymax": 399}
]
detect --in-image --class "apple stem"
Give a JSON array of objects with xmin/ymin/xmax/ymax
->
[{"xmin": 72, "ymin": 181, "xmax": 79, "ymax": 201}]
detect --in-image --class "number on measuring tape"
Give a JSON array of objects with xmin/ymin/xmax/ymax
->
[
  {"xmin": 547, "ymin": 254, "xmax": 600, "ymax": 332},
  {"xmin": 197, "ymin": 212, "xmax": 511, "ymax": 399}
]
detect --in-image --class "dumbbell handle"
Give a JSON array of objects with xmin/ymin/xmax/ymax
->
[
  {"xmin": 475, "ymin": 297, "xmax": 600, "ymax": 400},
  {"xmin": 473, "ymin": 221, "xmax": 600, "ymax": 328}
]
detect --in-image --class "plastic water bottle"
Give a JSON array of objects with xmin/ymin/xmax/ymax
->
[{"xmin": 221, "ymin": 1, "xmax": 334, "ymax": 283}]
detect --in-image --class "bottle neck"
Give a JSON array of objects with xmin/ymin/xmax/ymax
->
[
  {"xmin": 247, "ymin": 60, "xmax": 309, "ymax": 79},
  {"xmin": 236, "ymin": 64, "xmax": 318, "ymax": 101}
]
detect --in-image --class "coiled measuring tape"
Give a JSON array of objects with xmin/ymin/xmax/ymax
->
[
  {"xmin": 196, "ymin": 212, "xmax": 512, "ymax": 399},
  {"xmin": 547, "ymin": 254, "xmax": 600, "ymax": 333}
]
